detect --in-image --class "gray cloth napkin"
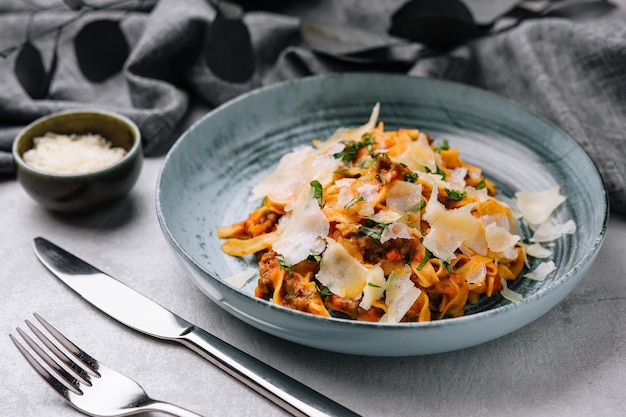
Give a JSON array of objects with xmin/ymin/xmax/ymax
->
[{"xmin": 1, "ymin": 0, "xmax": 624, "ymax": 214}]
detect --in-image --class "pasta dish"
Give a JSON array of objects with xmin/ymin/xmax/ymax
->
[{"xmin": 217, "ymin": 104, "xmax": 565, "ymax": 322}]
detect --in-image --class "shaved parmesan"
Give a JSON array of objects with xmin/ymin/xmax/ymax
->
[
  {"xmin": 525, "ymin": 243, "xmax": 552, "ymax": 258},
  {"xmin": 224, "ymin": 268, "xmax": 256, "ymax": 288},
  {"xmin": 530, "ymin": 219, "xmax": 576, "ymax": 243},
  {"xmin": 465, "ymin": 187, "xmax": 490, "ymax": 202},
  {"xmin": 369, "ymin": 210, "xmax": 402, "ymax": 225},
  {"xmin": 386, "ymin": 181, "xmax": 422, "ymax": 213},
  {"xmin": 515, "ymin": 187, "xmax": 566, "ymax": 225},
  {"xmin": 380, "ymin": 221, "xmax": 412, "ymax": 243},
  {"xmin": 358, "ymin": 203, "xmax": 375, "ymax": 218},
  {"xmin": 422, "ymin": 228, "xmax": 462, "ymax": 262},
  {"xmin": 524, "ymin": 261, "xmax": 556, "ymax": 281},
  {"xmin": 423, "ymin": 185, "xmax": 446, "ymax": 225},
  {"xmin": 336, "ymin": 178, "xmax": 356, "ymax": 207},
  {"xmin": 500, "ymin": 279, "xmax": 523, "ymax": 302},
  {"xmin": 380, "ymin": 266, "xmax": 421, "ymax": 323},
  {"xmin": 447, "ymin": 167, "xmax": 468, "ymax": 190},
  {"xmin": 357, "ymin": 183, "xmax": 380, "ymax": 204},
  {"xmin": 359, "ymin": 264, "xmax": 387, "ymax": 309},
  {"xmin": 423, "ymin": 203, "xmax": 486, "ymax": 262},
  {"xmin": 314, "ymin": 103, "xmax": 380, "ymax": 153},
  {"xmin": 396, "ymin": 133, "xmax": 437, "ymax": 173},
  {"xmin": 466, "ymin": 263, "xmax": 487, "ymax": 285},
  {"xmin": 485, "ymin": 222, "xmax": 520, "ymax": 253},
  {"xmin": 273, "ymin": 188, "xmax": 329, "ymax": 265},
  {"xmin": 357, "ymin": 102, "xmax": 380, "ymax": 137},
  {"xmin": 251, "ymin": 146, "xmax": 339, "ymax": 204},
  {"xmin": 481, "ymin": 213, "xmax": 512, "ymax": 231},
  {"xmin": 317, "ymin": 238, "xmax": 367, "ymax": 299}
]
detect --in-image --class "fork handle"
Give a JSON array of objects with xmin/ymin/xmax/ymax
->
[
  {"xmin": 141, "ymin": 399, "xmax": 204, "ymax": 417},
  {"xmin": 179, "ymin": 327, "xmax": 361, "ymax": 417}
]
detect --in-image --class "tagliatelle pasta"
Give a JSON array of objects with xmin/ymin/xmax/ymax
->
[{"xmin": 217, "ymin": 105, "xmax": 561, "ymax": 322}]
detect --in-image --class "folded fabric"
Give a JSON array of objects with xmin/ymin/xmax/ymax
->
[
  {"xmin": 0, "ymin": 0, "xmax": 624, "ymax": 214},
  {"xmin": 410, "ymin": 17, "xmax": 626, "ymax": 214}
]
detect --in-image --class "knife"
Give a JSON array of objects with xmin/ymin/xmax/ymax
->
[{"xmin": 33, "ymin": 237, "xmax": 360, "ymax": 417}]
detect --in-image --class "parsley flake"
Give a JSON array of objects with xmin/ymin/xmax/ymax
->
[
  {"xmin": 446, "ymin": 189, "xmax": 467, "ymax": 201},
  {"xmin": 359, "ymin": 225, "xmax": 383, "ymax": 241},
  {"xmin": 345, "ymin": 195, "xmax": 364, "ymax": 210},
  {"xmin": 435, "ymin": 139, "xmax": 450, "ymax": 152},
  {"xmin": 310, "ymin": 180, "xmax": 323, "ymax": 206},
  {"xmin": 405, "ymin": 172, "xmax": 419, "ymax": 183},
  {"xmin": 416, "ymin": 248, "xmax": 432, "ymax": 271}
]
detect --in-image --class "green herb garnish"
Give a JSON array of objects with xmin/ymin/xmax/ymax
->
[
  {"xmin": 316, "ymin": 283, "xmax": 332, "ymax": 298},
  {"xmin": 310, "ymin": 180, "xmax": 323, "ymax": 206},
  {"xmin": 416, "ymin": 248, "xmax": 432, "ymax": 271},
  {"xmin": 405, "ymin": 171, "xmax": 419, "ymax": 183},
  {"xmin": 334, "ymin": 141, "xmax": 363, "ymax": 163},
  {"xmin": 345, "ymin": 195, "xmax": 364, "ymax": 210},
  {"xmin": 434, "ymin": 139, "xmax": 450, "ymax": 152},
  {"xmin": 307, "ymin": 254, "xmax": 322, "ymax": 263},
  {"xmin": 446, "ymin": 189, "xmax": 467, "ymax": 201},
  {"xmin": 359, "ymin": 225, "xmax": 383, "ymax": 241},
  {"xmin": 276, "ymin": 255, "xmax": 293, "ymax": 277}
]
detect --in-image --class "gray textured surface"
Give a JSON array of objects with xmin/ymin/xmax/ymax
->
[{"xmin": 1, "ymin": 128, "xmax": 626, "ymax": 416}]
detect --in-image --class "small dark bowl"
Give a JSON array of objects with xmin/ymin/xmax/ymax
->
[{"xmin": 13, "ymin": 109, "xmax": 143, "ymax": 213}]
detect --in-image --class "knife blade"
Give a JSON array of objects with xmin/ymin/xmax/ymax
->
[{"xmin": 33, "ymin": 237, "xmax": 360, "ymax": 417}]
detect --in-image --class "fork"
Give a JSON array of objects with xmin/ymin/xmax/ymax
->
[{"xmin": 10, "ymin": 313, "xmax": 203, "ymax": 417}]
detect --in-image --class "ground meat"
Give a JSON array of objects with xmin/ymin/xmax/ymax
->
[
  {"xmin": 245, "ymin": 207, "xmax": 280, "ymax": 237},
  {"xmin": 374, "ymin": 153, "xmax": 412, "ymax": 184}
]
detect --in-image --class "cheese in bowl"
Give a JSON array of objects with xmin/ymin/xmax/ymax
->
[
  {"xmin": 23, "ymin": 132, "xmax": 127, "ymax": 174},
  {"xmin": 218, "ymin": 104, "xmax": 572, "ymax": 323},
  {"xmin": 12, "ymin": 109, "xmax": 142, "ymax": 213}
]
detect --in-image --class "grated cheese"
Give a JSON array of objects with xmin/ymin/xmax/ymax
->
[{"xmin": 23, "ymin": 132, "xmax": 127, "ymax": 174}]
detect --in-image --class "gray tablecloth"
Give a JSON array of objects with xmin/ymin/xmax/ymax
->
[{"xmin": 1, "ymin": 0, "xmax": 624, "ymax": 213}]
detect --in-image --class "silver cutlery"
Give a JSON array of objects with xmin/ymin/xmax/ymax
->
[
  {"xmin": 33, "ymin": 237, "xmax": 361, "ymax": 417},
  {"xmin": 10, "ymin": 313, "xmax": 202, "ymax": 417}
]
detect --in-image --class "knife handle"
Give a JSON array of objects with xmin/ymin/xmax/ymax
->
[{"xmin": 179, "ymin": 327, "xmax": 361, "ymax": 417}]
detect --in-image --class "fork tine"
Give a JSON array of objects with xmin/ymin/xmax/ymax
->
[
  {"xmin": 25, "ymin": 318, "xmax": 94, "ymax": 385},
  {"xmin": 10, "ymin": 331, "xmax": 82, "ymax": 396},
  {"xmin": 33, "ymin": 312, "xmax": 101, "ymax": 377}
]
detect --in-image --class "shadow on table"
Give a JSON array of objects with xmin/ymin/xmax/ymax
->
[{"xmin": 43, "ymin": 193, "xmax": 140, "ymax": 231}]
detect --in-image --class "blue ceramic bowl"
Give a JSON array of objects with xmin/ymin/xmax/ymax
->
[
  {"xmin": 156, "ymin": 74, "xmax": 608, "ymax": 356},
  {"xmin": 13, "ymin": 109, "xmax": 142, "ymax": 213}
]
